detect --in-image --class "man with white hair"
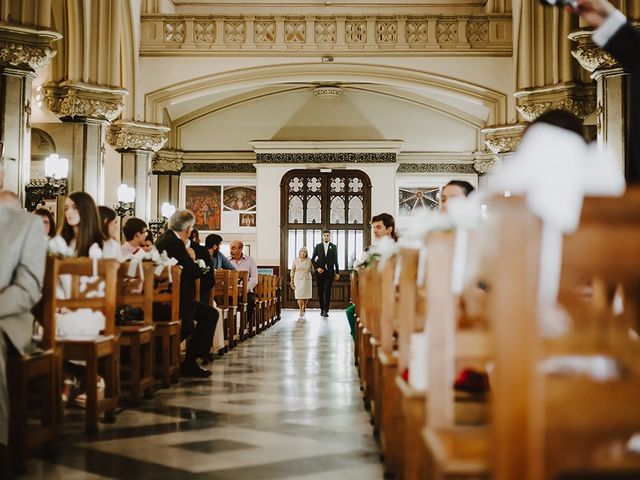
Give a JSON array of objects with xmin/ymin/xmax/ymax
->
[
  {"xmin": 230, "ymin": 240, "xmax": 258, "ymax": 327},
  {"xmin": 155, "ymin": 209, "xmax": 218, "ymax": 378},
  {"xmin": 0, "ymin": 155, "xmax": 47, "ymax": 472}
]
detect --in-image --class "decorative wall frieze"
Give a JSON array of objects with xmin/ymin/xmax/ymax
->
[
  {"xmin": 107, "ymin": 121, "xmax": 170, "ymax": 152},
  {"xmin": 256, "ymin": 152, "xmax": 396, "ymax": 163},
  {"xmin": 141, "ymin": 14, "xmax": 512, "ymax": 56},
  {"xmin": 568, "ymin": 30, "xmax": 619, "ymax": 75},
  {"xmin": 153, "ymin": 149, "xmax": 184, "ymax": 174},
  {"xmin": 0, "ymin": 25, "xmax": 61, "ymax": 72},
  {"xmin": 43, "ymin": 82, "xmax": 127, "ymax": 122},
  {"xmin": 182, "ymin": 162, "xmax": 256, "ymax": 173},
  {"xmin": 514, "ymin": 82, "xmax": 597, "ymax": 122},
  {"xmin": 396, "ymin": 163, "xmax": 477, "ymax": 174},
  {"xmin": 481, "ymin": 123, "xmax": 525, "ymax": 154}
]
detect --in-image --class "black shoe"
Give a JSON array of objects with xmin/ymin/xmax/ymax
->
[
  {"xmin": 180, "ymin": 362, "xmax": 212, "ymax": 378},
  {"xmin": 323, "ymin": 311, "xmax": 329, "ymax": 317}
]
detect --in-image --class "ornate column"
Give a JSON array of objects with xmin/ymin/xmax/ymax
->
[
  {"xmin": 570, "ymin": 28, "xmax": 633, "ymax": 175},
  {"xmin": 107, "ymin": 121, "xmax": 169, "ymax": 220},
  {"xmin": 0, "ymin": 25, "xmax": 60, "ymax": 193},
  {"xmin": 43, "ymin": 83, "xmax": 126, "ymax": 202},
  {"xmin": 513, "ymin": 0, "xmax": 596, "ymax": 122},
  {"xmin": 152, "ymin": 149, "xmax": 183, "ymax": 215}
]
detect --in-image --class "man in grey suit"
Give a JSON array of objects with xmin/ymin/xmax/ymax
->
[{"xmin": 0, "ymin": 156, "xmax": 47, "ymax": 471}]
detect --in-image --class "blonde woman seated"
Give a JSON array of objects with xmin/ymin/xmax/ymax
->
[{"xmin": 290, "ymin": 247, "xmax": 313, "ymax": 318}]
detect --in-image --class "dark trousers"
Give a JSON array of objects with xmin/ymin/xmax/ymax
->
[
  {"xmin": 182, "ymin": 301, "xmax": 218, "ymax": 362},
  {"xmin": 316, "ymin": 273, "xmax": 334, "ymax": 313},
  {"xmin": 155, "ymin": 301, "xmax": 218, "ymax": 363}
]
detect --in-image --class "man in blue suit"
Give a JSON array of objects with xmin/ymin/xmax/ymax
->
[{"xmin": 311, "ymin": 230, "xmax": 340, "ymax": 317}]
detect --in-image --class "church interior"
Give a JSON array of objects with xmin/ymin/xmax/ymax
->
[{"xmin": 1, "ymin": 0, "xmax": 640, "ymax": 478}]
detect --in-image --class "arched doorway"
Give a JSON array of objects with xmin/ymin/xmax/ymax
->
[{"xmin": 280, "ymin": 169, "xmax": 371, "ymax": 309}]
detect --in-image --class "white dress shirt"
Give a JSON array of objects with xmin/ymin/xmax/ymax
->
[{"xmin": 592, "ymin": 9, "xmax": 627, "ymax": 47}]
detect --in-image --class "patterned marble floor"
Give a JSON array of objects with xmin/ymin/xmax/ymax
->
[{"xmin": 22, "ymin": 310, "xmax": 384, "ymax": 479}]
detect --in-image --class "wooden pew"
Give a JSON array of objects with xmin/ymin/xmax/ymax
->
[
  {"xmin": 213, "ymin": 269, "xmax": 231, "ymax": 352},
  {"xmin": 395, "ymin": 246, "xmax": 430, "ymax": 479},
  {"xmin": 8, "ymin": 255, "xmax": 62, "ymax": 472},
  {"xmin": 227, "ymin": 270, "xmax": 240, "ymax": 341},
  {"xmin": 255, "ymin": 274, "xmax": 266, "ymax": 333},
  {"xmin": 153, "ymin": 265, "xmax": 182, "ymax": 387},
  {"xmin": 53, "ymin": 257, "xmax": 120, "ymax": 433},
  {"xmin": 423, "ymin": 232, "xmax": 491, "ymax": 480},
  {"xmin": 237, "ymin": 271, "xmax": 250, "ymax": 337},
  {"xmin": 376, "ymin": 255, "xmax": 403, "ymax": 477},
  {"xmin": 488, "ymin": 193, "xmax": 640, "ymax": 480},
  {"xmin": 350, "ymin": 271, "xmax": 359, "ymax": 367},
  {"xmin": 116, "ymin": 260, "xmax": 155, "ymax": 403}
]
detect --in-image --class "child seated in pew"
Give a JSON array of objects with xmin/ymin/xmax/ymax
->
[{"xmin": 49, "ymin": 192, "xmax": 122, "ymax": 406}]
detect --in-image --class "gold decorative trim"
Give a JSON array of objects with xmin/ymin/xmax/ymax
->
[
  {"xmin": 0, "ymin": 25, "xmax": 61, "ymax": 72},
  {"xmin": 140, "ymin": 14, "xmax": 512, "ymax": 56},
  {"xmin": 153, "ymin": 149, "xmax": 184, "ymax": 173},
  {"xmin": 43, "ymin": 82, "xmax": 127, "ymax": 122},
  {"xmin": 481, "ymin": 123, "xmax": 525, "ymax": 154},
  {"xmin": 568, "ymin": 30, "xmax": 618, "ymax": 74},
  {"xmin": 514, "ymin": 83, "xmax": 596, "ymax": 122},
  {"xmin": 107, "ymin": 121, "xmax": 170, "ymax": 152}
]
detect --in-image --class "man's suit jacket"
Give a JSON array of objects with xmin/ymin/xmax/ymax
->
[
  {"xmin": 311, "ymin": 242, "xmax": 339, "ymax": 275},
  {"xmin": 604, "ymin": 23, "xmax": 640, "ymax": 182},
  {"xmin": 156, "ymin": 231, "xmax": 203, "ymax": 315},
  {"xmin": 0, "ymin": 206, "xmax": 46, "ymax": 354},
  {"xmin": 190, "ymin": 240, "xmax": 214, "ymax": 292}
]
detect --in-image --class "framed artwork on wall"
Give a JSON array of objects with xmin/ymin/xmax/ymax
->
[
  {"xmin": 223, "ymin": 186, "xmax": 257, "ymax": 211},
  {"xmin": 239, "ymin": 213, "xmax": 256, "ymax": 227},
  {"xmin": 185, "ymin": 185, "xmax": 222, "ymax": 231},
  {"xmin": 398, "ymin": 186, "xmax": 440, "ymax": 217}
]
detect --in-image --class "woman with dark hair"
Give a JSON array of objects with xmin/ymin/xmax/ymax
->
[
  {"xmin": 58, "ymin": 192, "xmax": 106, "ymax": 257},
  {"xmin": 34, "ymin": 207, "xmax": 56, "ymax": 238},
  {"xmin": 98, "ymin": 205, "xmax": 124, "ymax": 261}
]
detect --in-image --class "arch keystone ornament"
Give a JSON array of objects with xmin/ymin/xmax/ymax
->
[
  {"xmin": 43, "ymin": 82, "xmax": 127, "ymax": 122},
  {"xmin": 107, "ymin": 121, "xmax": 170, "ymax": 152}
]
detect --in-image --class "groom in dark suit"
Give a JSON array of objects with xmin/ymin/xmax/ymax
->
[{"xmin": 311, "ymin": 230, "xmax": 340, "ymax": 317}]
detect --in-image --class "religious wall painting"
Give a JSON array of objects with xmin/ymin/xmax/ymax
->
[
  {"xmin": 223, "ymin": 186, "xmax": 257, "ymax": 212},
  {"xmin": 398, "ymin": 186, "xmax": 440, "ymax": 217},
  {"xmin": 239, "ymin": 213, "xmax": 256, "ymax": 227},
  {"xmin": 185, "ymin": 185, "xmax": 222, "ymax": 231}
]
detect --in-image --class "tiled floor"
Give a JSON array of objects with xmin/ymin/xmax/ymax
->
[{"xmin": 22, "ymin": 310, "xmax": 384, "ymax": 479}]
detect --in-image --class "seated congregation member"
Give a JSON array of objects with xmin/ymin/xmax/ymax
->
[
  {"xmin": 371, "ymin": 212, "xmax": 398, "ymax": 242},
  {"xmin": 312, "ymin": 230, "xmax": 340, "ymax": 317},
  {"xmin": 205, "ymin": 234, "xmax": 236, "ymax": 270},
  {"xmin": 440, "ymin": 180, "xmax": 475, "ymax": 213},
  {"xmin": 142, "ymin": 231, "xmax": 154, "ymax": 253},
  {"xmin": 0, "ymin": 161, "xmax": 46, "ymax": 469},
  {"xmin": 34, "ymin": 207, "xmax": 56, "ymax": 238},
  {"xmin": 97, "ymin": 206, "xmax": 124, "ymax": 262},
  {"xmin": 230, "ymin": 240, "xmax": 257, "ymax": 324},
  {"xmin": 155, "ymin": 210, "xmax": 218, "ymax": 377},
  {"xmin": 346, "ymin": 213, "xmax": 398, "ymax": 338},
  {"xmin": 121, "ymin": 217, "xmax": 148, "ymax": 259}
]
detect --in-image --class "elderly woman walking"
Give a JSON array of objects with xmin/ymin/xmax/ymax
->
[{"xmin": 290, "ymin": 246, "xmax": 313, "ymax": 318}]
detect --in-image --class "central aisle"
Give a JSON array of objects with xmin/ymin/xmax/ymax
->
[{"xmin": 27, "ymin": 310, "xmax": 384, "ymax": 479}]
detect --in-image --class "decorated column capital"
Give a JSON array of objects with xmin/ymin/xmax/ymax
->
[
  {"xmin": 43, "ymin": 81, "xmax": 127, "ymax": 122},
  {"xmin": 569, "ymin": 30, "xmax": 619, "ymax": 75},
  {"xmin": 153, "ymin": 149, "xmax": 184, "ymax": 174},
  {"xmin": 0, "ymin": 24, "xmax": 61, "ymax": 72},
  {"xmin": 107, "ymin": 120, "xmax": 170, "ymax": 152},
  {"xmin": 481, "ymin": 123, "xmax": 525, "ymax": 155},
  {"xmin": 514, "ymin": 82, "xmax": 597, "ymax": 122}
]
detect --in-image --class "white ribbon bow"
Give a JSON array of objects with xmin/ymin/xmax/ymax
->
[
  {"xmin": 489, "ymin": 123, "xmax": 625, "ymax": 307},
  {"xmin": 88, "ymin": 243, "xmax": 103, "ymax": 278},
  {"xmin": 154, "ymin": 250, "xmax": 179, "ymax": 283},
  {"xmin": 127, "ymin": 248, "xmax": 148, "ymax": 280}
]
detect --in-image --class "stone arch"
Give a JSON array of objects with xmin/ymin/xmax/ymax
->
[{"xmin": 145, "ymin": 62, "xmax": 509, "ymax": 128}]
